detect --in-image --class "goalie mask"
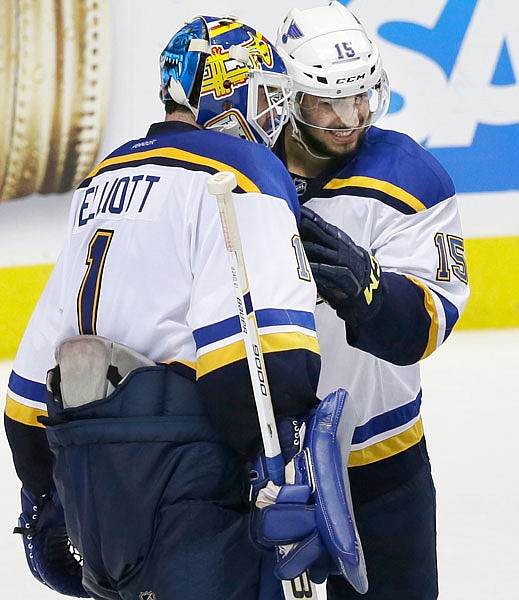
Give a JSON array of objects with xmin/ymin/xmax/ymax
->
[
  {"xmin": 160, "ymin": 16, "xmax": 292, "ymax": 147},
  {"xmin": 276, "ymin": 1, "xmax": 389, "ymax": 133}
]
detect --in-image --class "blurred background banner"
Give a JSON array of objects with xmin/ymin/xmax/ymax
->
[
  {"xmin": 343, "ymin": 0, "xmax": 519, "ymax": 195},
  {"xmin": 0, "ymin": 0, "xmax": 111, "ymax": 202},
  {"xmin": 0, "ymin": 0, "xmax": 518, "ymax": 360}
]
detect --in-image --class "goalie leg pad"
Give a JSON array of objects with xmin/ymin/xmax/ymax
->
[{"xmin": 309, "ymin": 388, "xmax": 368, "ymax": 594}]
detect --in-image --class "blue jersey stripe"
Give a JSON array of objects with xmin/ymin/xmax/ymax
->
[
  {"xmin": 193, "ymin": 308, "xmax": 316, "ymax": 350},
  {"xmin": 8, "ymin": 371, "xmax": 46, "ymax": 403},
  {"xmin": 193, "ymin": 315, "xmax": 241, "ymax": 349},
  {"xmin": 352, "ymin": 391, "xmax": 422, "ymax": 444},
  {"xmin": 437, "ymin": 292, "xmax": 460, "ymax": 341},
  {"xmin": 257, "ymin": 308, "xmax": 316, "ymax": 330}
]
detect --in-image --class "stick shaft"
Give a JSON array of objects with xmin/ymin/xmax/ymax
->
[
  {"xmin": 208, "ymin": 171, "xmax": 284, "ymax": 483},
  {"xmin": 208, "ymin": 172, "xmax": 318, "ymax": 598}
]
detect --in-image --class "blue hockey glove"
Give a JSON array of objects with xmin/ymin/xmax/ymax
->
[
  {"xmin": 249, "ymin": 413, "xmax": 312, "ymax": 522},
  {"xmin": 250, "ymin": 412, "xmax": 325, "ymax": 581},
  {"xmin": 299, "ymin": 205, "xmax": 383, "ymax": 321},
  {"xmin": 14, "ymin": 487, "xmax": 89, "ymax": 597},
  {"xmin": 251, "ymin": 452, "xmax": 332, "ymax": 584},
  {"xmin": 277, "ymin": 414, "xmax": 311, "ymax": 463}
]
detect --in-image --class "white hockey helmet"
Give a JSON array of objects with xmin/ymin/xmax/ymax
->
[{"xmin": 276, "ymin": 1, "xmax": 389, "ymax": 131}]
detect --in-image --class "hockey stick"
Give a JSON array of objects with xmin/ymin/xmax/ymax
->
[{"xmin": 207, "ymin": 171, "xmax": 318, "ymax": 600}]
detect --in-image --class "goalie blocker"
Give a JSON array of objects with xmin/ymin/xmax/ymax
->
[{"xmin": 251, "ymin": 388, "xmax": 369, "ymax": 595}]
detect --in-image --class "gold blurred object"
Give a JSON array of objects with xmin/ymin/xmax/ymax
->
[
  {"xmin": 0, "ymin": 0, "xmax": 17, "ymax": 197},
  {"xmin": 0, "ymin": 0, "xmax": 110, "ymax": 202}
]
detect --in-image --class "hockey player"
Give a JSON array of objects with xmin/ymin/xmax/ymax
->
[
  {"xmin": 4, "ymin": 16, "xmax": 321, "ymax": 600},
  {"xmin": 274, "ymin": 2, "xmax": 470, "ymax": 599}
]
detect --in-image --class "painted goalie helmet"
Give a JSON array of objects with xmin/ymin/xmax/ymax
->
[
  {"xmin": 276, "ymin": 1, "xmax": 390, "ymax": 132},
  {"xmin": 160, "ymin": 15, "xmax": 292, "ymax": 147}
]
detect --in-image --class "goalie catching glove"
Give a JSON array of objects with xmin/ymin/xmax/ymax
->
[
  {"xmin": 14, "ymin": 487, "xmax": 89, "ymax": 597},
  {"xmin": 299, "ymin": 205, "xmax": 383, "ymax": 323},
  {"xmin": 250, "ymin": 389, "xmax": 369, "ymax": 594}
]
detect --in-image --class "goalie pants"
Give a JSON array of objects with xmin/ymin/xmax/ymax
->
[
  {"xmin": 327, "ymin": 436, "xmax": 438, "ymax": 600},
  {"xmin": 45, "ymin": 366, "xmax": 262, "ymax": 600}
]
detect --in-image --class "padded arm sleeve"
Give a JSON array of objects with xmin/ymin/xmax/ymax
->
[{"xmin": 344, "ymin": 272, "xmax": 431, "ymax": 365}]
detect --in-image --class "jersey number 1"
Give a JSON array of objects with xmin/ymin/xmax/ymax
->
[
  {"xmin": 292, "ymin": 234, "xmax": 311, "ymax": 281},
  {"xmin": 77, "ymin": 229, "xmax": 114, "ymax": 334}
]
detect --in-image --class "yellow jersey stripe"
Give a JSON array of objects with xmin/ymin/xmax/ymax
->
[
  {"xmin": 324, "ymin": 176, "xmax": 427, "ymax": 213},
  {"xmin": 86, "ymin": 147, "xmax": 260, "ymax": 193},
  {"xmin": 349, "ymin": 417, "xmax": 424, "ymax": 466},
  {"xmin": 197, "ymin": 331, "xmax": 320, "ymax": 377},
  {"xmin": 197, "ymin": 339, "xmax": 246, "ymax": 378},
  {"xmin": 405, "ymin": 275, "xmax": 440, "ymax": 359},
  {"xmin": 5, "ymin": 395, "xmax": 47, "ymax": 428},
  {"xmin": 260, "ymin": 331, "xmax": 320, "ymax": 355}
]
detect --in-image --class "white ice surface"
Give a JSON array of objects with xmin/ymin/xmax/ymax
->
[{"xmin": 1, "ymin": 328, "xmax": 518, "ymax": 598}]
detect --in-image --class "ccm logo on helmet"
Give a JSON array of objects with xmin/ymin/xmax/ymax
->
[{"xmin": 336, "ymin": 74, "xmax": 366, "ymax": 84}]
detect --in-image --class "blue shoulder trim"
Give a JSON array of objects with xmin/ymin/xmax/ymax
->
[
  {"xmin": 324, "ymin": 127, "xmax": 455, "ymax": 213},
  {"xmin": 79, "ymin": 123, "xmax": 299, "ymax": 220}
]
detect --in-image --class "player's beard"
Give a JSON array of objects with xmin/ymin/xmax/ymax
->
[{"xmin": 297, "ymin": 120, "xmax": 368, "ymax": 162}]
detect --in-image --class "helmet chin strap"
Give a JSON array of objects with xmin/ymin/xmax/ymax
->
[
  {"xmin": 290, "ymin": 115, "xmax": 372, "ymax": 164},
  {"xmin": 290, "ymin": 115, "xmax": 334, "ymax": 161}
]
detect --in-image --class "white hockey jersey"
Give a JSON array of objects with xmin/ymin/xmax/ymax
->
[
  {"xmin": 5, "ymin": 121, "xmax": 320, "ymax": 492},
  {"xmin": 280, "ymin": 126, "xmax": 469, "ymax": 468}
]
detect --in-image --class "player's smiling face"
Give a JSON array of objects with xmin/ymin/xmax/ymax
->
[{"xmin": 295, "ymin": 92, "xmax": 370, "ymax": 158}]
